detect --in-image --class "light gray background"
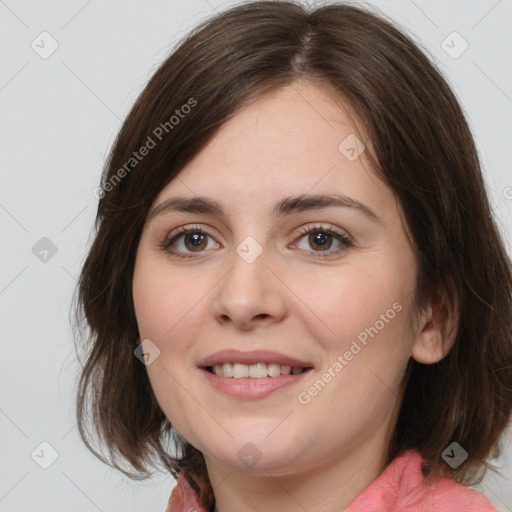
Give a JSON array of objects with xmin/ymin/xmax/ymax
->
[{"xmin": 1, "ymin": 0, "xmax": 511, "ymax": 511}]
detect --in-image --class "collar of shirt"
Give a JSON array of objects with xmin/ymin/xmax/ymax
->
[{"xmin": 165, "ymin": 449, "xmax": 498, "ymax": 512}]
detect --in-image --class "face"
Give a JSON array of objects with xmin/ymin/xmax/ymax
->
[{"xmin": 132, "ymin": 81, "xmax": 421, "ymax": 477}]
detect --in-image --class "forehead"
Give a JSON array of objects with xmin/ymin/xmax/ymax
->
[{"xmin": 152, "ymin": 82, "xmax": 396, "ymax": 224}]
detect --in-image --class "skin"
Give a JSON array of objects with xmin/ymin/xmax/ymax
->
[{"xmin": 132, "ymin": 80, "xmax": 457, "ymax": 512}]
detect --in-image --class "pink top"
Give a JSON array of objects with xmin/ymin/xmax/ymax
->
[{"xmin": 166, "ymin": 449, "xmax": 498, "ymax": 511}]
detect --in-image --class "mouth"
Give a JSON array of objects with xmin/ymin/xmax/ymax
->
[
  {"xmin": 199, "ymin": 350, "xmax": 314, "ymax": 399},
  {"xmin": 205, "ymin": 363, "xmax": 311, "ymax": 378}
]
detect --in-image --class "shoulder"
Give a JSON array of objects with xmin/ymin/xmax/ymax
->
[
  {"xmin": 423, "ymin": 475, "xmax": 498, "ymax": 511},
  {"xmin": 166, "ymin": 473, "xmax": 210, "ymax": 512},
  {"xmin": 403, "ymin": 451, "xmax": 497, "ymax": 511},
  {"xmin": 346, "ymin": 449, "xmax": 498, "ymax": 512}
]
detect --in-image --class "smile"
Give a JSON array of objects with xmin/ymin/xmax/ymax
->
[
  {"xmin": 199, "ymin": 349, "xmax": 314, "ymax": 398},
  {"xmin": 208, "ymin": 362, "xmax": 308, "ymax": 378}
]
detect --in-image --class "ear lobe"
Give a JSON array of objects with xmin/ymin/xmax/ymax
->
[
  {"xmin": 411, "ymin": 284, "xmax": 459, "ymax": 365},
  {"xmin": 135, "ymin": 337, "xmax": 142, "ymax": 345}
]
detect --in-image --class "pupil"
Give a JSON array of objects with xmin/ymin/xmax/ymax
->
[
  {"xmin": 187, "ymin": 233, "xmax": 206, "ymax": 251},
  {"xmin": 310, "ymin": 232, "xmax": 331, "ymax": 251}
]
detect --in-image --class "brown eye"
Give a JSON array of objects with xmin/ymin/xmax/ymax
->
[
  {"xmin": 183, "ymin": 232, "xmax": 208, "ymax": 252},
  {"xmin": 307, "ymin": 231, "xmax": 334, "ymax": 251},
  {"xmin": 160, "ymin": 226, "xmax": 220, "ymax": 258},
  {"xmin": 292, "ymin": 224, "xmax": 352, "ymax": 258}
]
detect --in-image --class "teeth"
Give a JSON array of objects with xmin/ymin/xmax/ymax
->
[
  {"xmin": 280, "ymin": 365, "xmax": 292, "ymax": 375},
  {"xmin": 267, "ymin": 363, "xmax": 281, "ymax": 377},
  {"xmin": 222, "ymin": 363, "xmax": 233, "ymax": 378},
  {"xmin": 211, "ymin": 363, "xmax": 305, "ymax": 378},
  {"xmin": 233, "ymin": 363, "xmax": 249, "ymax": 378},
  {"xmin": 249, "ymin": 363, "xmax": 267, "ymax": 378}
]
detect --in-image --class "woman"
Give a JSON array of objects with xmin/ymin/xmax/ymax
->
[{"xmin": 74, "ymin": 2, "xmax": 512, "ymax": 510}]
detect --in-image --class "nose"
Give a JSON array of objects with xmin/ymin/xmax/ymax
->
[{"xmin": 209, "ymin": 243, "xmax": 287, "ymax": 331}]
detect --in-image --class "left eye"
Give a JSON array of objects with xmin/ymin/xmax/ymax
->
[{"xmin": 293, "ymin": 228, "xmax": 351, "ymax": 252}]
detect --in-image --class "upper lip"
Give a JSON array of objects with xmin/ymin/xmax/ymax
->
[{"xmin": 199, "ymin": 349, "xmax": 313, "ymax": 368}]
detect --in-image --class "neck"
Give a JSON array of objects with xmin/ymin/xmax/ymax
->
[{"xmin": 206, "ymin": 436, "xmax": 391, "ymax": 512}]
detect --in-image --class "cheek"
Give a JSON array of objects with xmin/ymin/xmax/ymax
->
[
  {"xmin": 312, "ymin": 268, "xmax": 414, "ymax": 409},
  {"xmin": 132, "ymin": 256, "xmax": 204, "ymax": 433},
  {"xmin": 291, "ymin": 259, "xmax": 414, "ymax": 356},
  {"xmin": 133, "ymin": 250, "xmax": 205, "ymax": 342}
]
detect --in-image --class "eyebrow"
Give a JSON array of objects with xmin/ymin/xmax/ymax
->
[{"xmin": 147, "ymin": 193, "xmax": 381, "ymax": 223}]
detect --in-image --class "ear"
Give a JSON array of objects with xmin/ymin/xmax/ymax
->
[
  {"xmin": 135, "ymin": 336, "xmax": 142, "ymax": 345},
  {"xmin": 411, "ymin": 281, "xmax": 459, "ymax": 364}
]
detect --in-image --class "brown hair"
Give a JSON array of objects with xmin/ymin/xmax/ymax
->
[{"xmin": 73, "ymin": 0, "xmax": 512, "ymax": 503}]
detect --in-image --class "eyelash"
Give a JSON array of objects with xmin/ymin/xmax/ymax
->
[{"xmin": 158, "ymin": 223, "xmax": 353, "ymax": 260}]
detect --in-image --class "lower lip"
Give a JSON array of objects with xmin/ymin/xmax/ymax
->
[{"xmin": 201, "ymin": 368, "xmax": 312, "ymax": 399}]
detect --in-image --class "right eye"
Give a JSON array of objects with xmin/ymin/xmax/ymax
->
[{"xmin": 159, "ymin": 225, "xmax": 221, "ymax": 258}]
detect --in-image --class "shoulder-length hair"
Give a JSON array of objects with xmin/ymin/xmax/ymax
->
[{"xmin": 74, "ymin": 0, "xmax": 512, "ymax": 499}]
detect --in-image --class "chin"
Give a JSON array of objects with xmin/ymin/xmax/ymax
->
[{"xmin": 197, "ymin": 426, "xmax": 312, "ymax": 474}]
